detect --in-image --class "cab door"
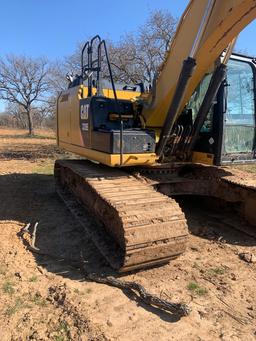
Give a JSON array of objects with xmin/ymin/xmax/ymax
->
[{"xmin": 222, "ymin": 57, "xmax": 256, "ymax": 162}]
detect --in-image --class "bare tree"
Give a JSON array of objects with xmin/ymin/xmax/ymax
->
[
  {"xmin": 137, "ymin": 9, "xmax": 177, "ymax": 83},
  {"xmin": 0, "ymin": 110, "xmax": 16, "ymax": 128},
  {"xmin": 6, "ymin": 102, "xmax": 27, "ymax": 129},
  {"xmin": 35, "ymin": 96, "xmax": 56, "ymax": 129},
  {"xmin": 65, "ymin": 44, "xmax": 82, "ymax": 76},
  {"xmin": 0, "ymin": 101, "xmax": 55, "ymax": 130},
  {"xmin": 64, "ymin": 10, "xmax": 177, "ymax": 87},
  {"xmin": 0, "ymin": 55, "xmax": 50, "ymax": 135},
  {"xmin": 108, "ymin": 10, "xmax": 177, "ymax": 85},
  {"xmin": 107, "ymin": 36, "xmax": 143, "ymax": 83},
  {"xmin": 47, "ymin": 61, "xmax": 69, "ymax": 94}
]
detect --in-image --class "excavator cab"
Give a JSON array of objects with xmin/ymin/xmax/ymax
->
[{"xmin": 191, "ymin": 53, "xmax": 256, "ymax": 165}]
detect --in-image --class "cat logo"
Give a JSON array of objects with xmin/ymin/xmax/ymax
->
[{"xmin": 80, "ymin": 104, "xmax": 89, "ymax": 120}]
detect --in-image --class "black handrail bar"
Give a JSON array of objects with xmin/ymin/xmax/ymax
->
[{"xmin": 81, "ymin": 41, "xmax": 89, "ymax": 76}]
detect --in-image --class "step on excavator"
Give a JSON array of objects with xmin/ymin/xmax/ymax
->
[{"xmin": 55, "ymin": 0, "xmax": 256, "ymax": 272}]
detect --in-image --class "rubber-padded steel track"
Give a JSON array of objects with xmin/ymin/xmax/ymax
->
[{"xmin": 54, "ymin": 160, "xmax": 188, "ymax": 272}]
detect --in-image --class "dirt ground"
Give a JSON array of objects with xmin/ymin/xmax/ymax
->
[{"xmin": 0, "ymin": 127, "xmax": 256, "ymax": 341}]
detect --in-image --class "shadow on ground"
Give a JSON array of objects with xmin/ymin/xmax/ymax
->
[
  {"xmin": 176, "ymin": 195, "xmax": 256, "ymax": 245},
  {"xmin": 0, "ymin": 172, "xmax": 108, "ymax": 274},
  {"xmin": 0, "ymin": 171, "xmax": 256, "ymax": 322},
  {"xmin": 1, "ymin": 172, "xmax": 256, "ymax": 272},
  {"xmin": 0, "ymin": 172, "xmax": 187, "ymax": 322}
]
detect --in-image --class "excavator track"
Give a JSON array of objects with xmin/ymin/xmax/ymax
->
[{"xmin": 54, "ymin": 160, "xmax": 188, "ymax": 272}]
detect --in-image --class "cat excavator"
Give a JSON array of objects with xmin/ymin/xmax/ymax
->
[{"xmin": 55, "ymin": 0, "xmax": 256, "ymax": 272}]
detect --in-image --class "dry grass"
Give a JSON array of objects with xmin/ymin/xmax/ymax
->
[{"xmin": 0, "ymin": 127, "xmax": 55, "ymax": 139}]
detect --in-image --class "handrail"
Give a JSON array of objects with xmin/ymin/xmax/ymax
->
[
  {"xmin": 98, "ymin": 40, "xmax": 118, "ymax": 101},
  {"xmin": 88, "ymin": 36, "xmax": 101, "ymax": 96},
  {"xmin": 81, "ymin": 41, "xmax": 89, "ymax": 76},
  {"xmin": 98, "ymin": 40, "xmax": 123, "ymax": 165}
]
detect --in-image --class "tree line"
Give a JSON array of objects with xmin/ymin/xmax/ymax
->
[{"xmin": 0, "ymin": 10, "xmax": 177, "ymax": 135}]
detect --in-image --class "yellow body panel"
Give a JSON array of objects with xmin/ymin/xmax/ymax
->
[
  {"xmin": 143, "ymin": 0, "xmax": 256, "ymax": 128},
  {"xmin": 59, "ymin": 141, "xmax": 158, "ymax": 167},
  {"xmin": 57, "ymin": 85, "xmax": 156, "ymax": 167},
  {"xmin": 58, "ymin": 85, "xmax": 141, "ymax": 145},
  {"xmin": 192, "ymin": 151, "xmax": 214, "ymax": 165},
  {"xmin": 82, "ymin": 86, "xmax": 140, "ymax": 101}
]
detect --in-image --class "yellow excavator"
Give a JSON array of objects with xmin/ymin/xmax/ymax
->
[{"xmin": 55, "ymin": 0, "xmax": 256, "ymax": 272}]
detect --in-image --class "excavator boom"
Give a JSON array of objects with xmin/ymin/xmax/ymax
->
[{"xmin": 143, "ymin": 0, "xmax": 256, "ymax": 130}]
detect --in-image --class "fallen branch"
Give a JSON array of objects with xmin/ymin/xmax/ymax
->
[
  {"xmin": 18, "ymin": 223, "xmax": 191, "ymax": 317},
  {"xmin": 18, "ymin": 222, "xmax": 41, "ymax": 253},
  {"xmin": 31, "ymin": 222, "xmax": 39, "ymax": 251},
  {"xmin": 84, "ymin": 271, "xmax": 190, "ymax": 316}
]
